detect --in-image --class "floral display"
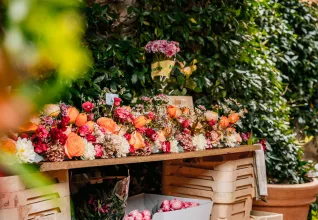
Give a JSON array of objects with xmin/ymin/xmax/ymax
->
[
  {"xmin": 0, "ymin": 95, "xmax": 252, "ymax": 164},
  {"xmin": 145, "ymin": 40, "xmax": 180, "ymax": 58},
  {"xmin": 157, "ymin": 199, "xmax": 199, "ymax": 212},
  {"xmin": 124, "ymin": 209, "xmax": 152, "ymax": 220}
]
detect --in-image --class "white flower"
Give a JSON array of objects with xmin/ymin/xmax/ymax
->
[
  {"xmin": 109, "ymin": 134, "xmax": 130, "ymax": 158},
  {"xmin": 193, "ymin": 134, "xmax": 207, "ymax": 151},
  {"xmin": 81, "ymin": 138, "xmax": 95, "ymax": 160},
  {"xmin": 94, "ymin": 124, "xmax": 105, "ymax": 144},
  {"xmin": 170, "ymin": 139, "xmax": 179, "ymax": 153},
  {"xmin": 16, "ymin": 138, "xmax": 43, "ymax": 163},
  {"xmin": 224, "ymin": 134, "xmax": 237, "ymax": 147}
]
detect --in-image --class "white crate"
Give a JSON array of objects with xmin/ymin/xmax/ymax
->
[{"xmin": 250, "ymin": 211, "xmax": 283, "ymax": 220}]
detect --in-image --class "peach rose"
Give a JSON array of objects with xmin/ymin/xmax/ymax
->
[
  {"xmin": 85, "ymin": 121, "xmax": 95, "ymax": 132},
  {"xmin": 205, "ymin": 111, "xmax": 218, "ymax": 122},
  {"xmin": 134, "ymin": 116, "xmax": 149, "ymax": 128},
  {"xmin": 18, "ymin": 122, "xmax": 38, "ymax": 133},
  {"xmin": 97, "ymin": 117, "xmax": 119, "ymax": 134},
  {"xmin": 228, "ymin": 112, "xmax": 240, "ymax": 124},
  {"xmin": 129, "ymin": 131, "xmax": 145, "ymax": 150},
  {"xmin": 64, "ymin": 132, "xmax": 85, "ymax": 159},
  {"xmin": 75, "ymin": 113, "xmax": 87, "ymax": 127},
  {"xmin": 219, "ymin": 116, "xmax": 230, "ymax": 129},
  {"xmin": 182, "ymin": 107, "xmax": 190, "ymax": 115},
  {"xmin": 235, "ymin": 133, "xmax": 242, "ymax": 143},
  {"xmin": 0, "ymin": 138, "xmax": 16, "ymax": 154},
  {"xmin": 226, "ymin": 127, "xmax": 236, "ymax": 134},
  {"xmin": 157, "ymin": 130, "xmax": 166, "ymax": 142},
  {"xmin": 67, "ymin": 107, "xmax": 79, "ymax": 123},
  {"xmin": 43, "ymin": 104, "xmax": 61, "ymax": 117},
  {"xmin": 167, "ymin": 106, "xmax": 177, "ymax": 118}
]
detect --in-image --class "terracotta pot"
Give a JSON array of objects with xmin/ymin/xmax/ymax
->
[{"xmin": 253, "ymin": 178, "xmax": 318, "ymax": 220}]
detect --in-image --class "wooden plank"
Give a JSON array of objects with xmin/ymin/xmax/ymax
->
[{"xmin": 39, "ymin": 145, "xmax": 260, "ymax": 172}]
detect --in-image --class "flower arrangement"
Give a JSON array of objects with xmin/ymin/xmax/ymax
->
[
  {"xmin": 158, "ymin": 199, "xmax": 199, "ymax": 212},
  {"xmin": 124, "ymin": 209, "xmax": 152, "ymax": 220},
  {"xmin": 0, "ymin": 95, "xmax": 250, "ymax": 164}
]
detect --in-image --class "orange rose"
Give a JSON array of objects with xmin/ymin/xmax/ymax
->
[
  {"xmin": 228, "ymin": 112, "xmax": 240, "ymax": 124},
  {"xmin": 64, "ymin": 132, "xmax": 85, "ymax": 159},
  {"xmin": 97, "ymin": 117, "xmax": 119, "ymax": 134},
  {"xmin": 205, "ymin": 111, "xmax": 218, "ymax": 122},
  {"xmin": 0, "ymin": 138, "xmax": 16, "ymax": 154},
  {"xmin": 67, "ymin": 107, "xmax": 79, "ymax": 123},
  {"xmin": 167, "ymin": 105, "xmax": 177, "ymax": 118},
  {"xmin": 134, "ymin": 116, "xmax": 148, "ymax": 128},
  {"xmin": 163, "ymin": 127, "xmax": 172, "ymax": 137},
  {"xmin": 18, "ymin": 122, "xmax": 38, "ymax": 133},
  {"xmin": 85, "ymin": 121, "xmax": 95, "ymax": 132},
  {"xmin": 129, "ymin": 131, "xmax": 145, "ymax": 150},
  {"xmin": 75, "ymin": 113, "xmax": 87, "ymax": 127},
  {"xmin": 182, "ymin": 107, "xmax": 190, "ymax": 115},
  {"xmin": 219, "ymin": 116, "xmax": 230, "ymax": 129}
]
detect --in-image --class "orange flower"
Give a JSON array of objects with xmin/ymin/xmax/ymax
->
[
  {"xmin": 182, "ymin": 107, "xmax": 190, "ymax": 115},
  {"xmin": 129, "ymin": 131, "xmax": 145, "ymax": 150},
  {"xmin": 85, "ymin": 121, "xmax": 95, "ymax": 132},
  {"xmin": 134, "ymin": 116, "xmax": 148, "ymax": 128},
  {"xmin": 167, "ymin": 105, "xmax": 177, "ymax": 118},
  {"xmin": 97, "ymin": 117, "xmax": 119, "ymax": 134},
  {"xmin": 0, "ymin": 138, "xmax": 16, "ymax": 154},
  {"xmin": 67, "ymin": 107, "xmax": 79, "ymax": 123},
  {"xmin": 228, "ymin": 112, "xmax": 240, "ymax": 124},
  {"xmin": 64, "ymin": 132, "xmax": 85, "ymax": 159},
  {"xmin": 219, "ymin": 116, "xmax": 230, "ymax": 129},
  {"xmin": 205, "ymin": 111, "xmax": 218, "ymax": 122},
  {"xmin": 75, "ymin": 113, "xmax": 87, "ymax": 127},
  {"xmin": 18, "ymin": 122, "xmax": 38, "ymax": 133}
]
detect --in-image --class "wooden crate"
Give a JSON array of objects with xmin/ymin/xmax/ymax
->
[
  {"xmin": 168, "ymin": 96, "xmax": 194, "ymax": 109},
  {"xmin": 0, "ymin": 196, "xmax": 71, "ymax": 220}
]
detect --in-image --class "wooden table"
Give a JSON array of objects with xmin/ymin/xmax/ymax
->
[{"xmin": 39, "ymin": 145, "xmax": 261, "ymax": 171}]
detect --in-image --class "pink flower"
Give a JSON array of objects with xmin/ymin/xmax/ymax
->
[
  {"xmin": 145, "ymin": 42, "xmax": 152, "ymax": 53},
  {"xmin": 151, "ymin": 42, "xmax": 160, "ymax": 53},
  {"xmin": 60, "ymin": 117, "xmax": 70, "ymax": 128},
  {"xmin": 129, "ymin": 210, "xmax": 140, "ymax": 217},
  {"xmin": 135, "ymin": 213, "xmax": 143, "ymax": 220},
  {"xmin": 259, "ymin": 138, "xmax": 267, "ymax": 151},
  {"xmin": 78, "ymin": 125, "xmax": 90, "ymax": 136},
  {"xmin": 34, "ymin": 143, "xmax": 48, "ymax": 154},
  {"xmin": 85, "ymin": 134, "xmax": 96, "ymax": 143},
  {"xmin": 189, "ymin": 202, "xmax": 199, "ymax": 207},
  {"xmin": 20, "ymin": 133, "xmax": 28, "ymax": 139},
  {"xmin": 123, "ymin": 216, "xmax": 134, "ymax": 220},
  {"xmin": 36, "ymin": 125, "xmax": 49, "ymax": 139},
  {"xmin": 82, "ymin": 101, "xmax": 94, "ymax": 112},
  {"xmin": 94, "ymin": 144, "xmax": 103, "ymax": 157},
  {"xmin": 240, "ymin": 132, "xmax": 250, "ymax": 142},
  {"xmin": 147, "ymin": 112, "xmax": 155, "ymax": 120},
  {"xmin": 161, "ymin": 141, "xmax": 171, "ymax": 153},
  {"xmin": 123, "ymin": 133, "xmax": 131, "ymax": 141},
  {"xmin": 142, "ymin": 210, "xmax": 151, "ymax": 217},
  {"xmin": 87, "ymin": 113, "xmax": 94, "ymax": 121},
  {"xmin": 182, "ymin": 120, "xmax": 190, "ymax": 128},
  {"xmin": 208, "ymin": 120, "xmax": 216, "ymax": 127},
  {"xmin": 114, "ymin": 98, "xmax": 122, "ymax": 107},
  {"xmin": 161, "ymin": 200, "xmax": 170, "ymax": 206},
  {"xmin": 129, "ymin": 145, "xmax": 135, "ymax": 153},
  {"xmin": 162, "ymin": 204, "xmax": 170, "ymax": 212},
  {"xmin": 114, "ymin": 107, "xmax": 134, "ymax": 123},
  {"xmin": 136, "ymin": 127, "xmax": 147, "ymax": 134},
  {"xmin": 170, "ymin": 199, "xmax": 183, "ymax": 210},
  {"xmin": 143, "ymin": 216, "xmax": 151, "ymax": 220}
]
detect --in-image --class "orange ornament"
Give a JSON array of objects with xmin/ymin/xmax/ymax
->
[
  {"xmin": 18, "ymin": 122, "xmax": 38, "ymax": 133},
  {"xmin": 85, "ymin": 121, "xmax": 95, "ymax": 132},
  {"xmin": 228, "ymin": 112, "xmax": 240, "ymax": 124},
  {"xmin": 64, "ymin": 132, "xmax": 85, "ymax": 159},
  {"xmin": 67, "ymin": 107, "xmax": 79, "ymax": 123},
  {"xmin": 129, "ymin": 131, "xmax": 145, "ymax": 150},
  {"xmin": 97, "ymin": 117, "xmax": 119, "ymax": 134},
  {"xmin": 219, "ymin": 116, "xmax": 230, "ymax": 129},
  {"xmin": 0, "ymin": 138, "xmax": 16, "ymax": 154},
  {"xmin": 134, "ymin": 116, "xmax": 148, "ymax": 128},
  {"xmin": 75, "ymin": 113, "xmax": 87, "ymax": 127}
]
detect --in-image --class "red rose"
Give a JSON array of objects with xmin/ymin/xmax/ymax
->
[
  {"xmin": 182, "ymin": 120, "xmax": 190, "ymax": 128},
  {"xmin": 85, "ymin": 134, "xmax": 96, "ymax": 143},
  {"xmin": 123, "ymin": 133, "xmax": 131, "ymax": 141},
  {"xmin": 82, "ymin": 101, "xmax": 94, "ymax": 112},
  {"xmin": 59, "ymin": 116, "xmax": 70, "ymax": 128},
  {"xmin": 78, "ymin": 125, "xmax": 91, "ymax": 136},
  {"xmin": 36, "ymin": 125, "xmax": 49, "ymax": 139},
  {"xmin": 208, "ymin": 120, "xmax": 216, "ymax": 127},
  {"xmin": 34, "ymin": 143, "xmax": 48, "ymax": 154},
  {"xmin": 129, "ymin": 144, "xmax": 135, "ymax": 153},
  {"xmin": 20, "ymin": 133, "xmax": 29, "ymax": 139},
  {"xmin": 162, "ymin": 141, "xmax": 171, "ymax": 153},
  {"xmin": 147, "ymin": 112, "xmax": 155, "ymax": 120},
  {"xmin": 113, "ymin": 98, "xmax": 122, "ymax": 107}
]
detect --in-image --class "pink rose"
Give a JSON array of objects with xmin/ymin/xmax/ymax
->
[
  {"xmin": 82, "ymin": 101, "xmax": 94, "ymax": 112},
  {"xmin": 123, "ymin": 133, "xmax": 131, "ymax": 141},
  {"xmin": 142, "ymin": 210, "xmax": 151, "ymax": 217},
  {"xmin": 113, "ymin": 97, "xmax": 122, "ymax": 107},
  {"xmin": 162, "ymin": 204, "xmax": 170, "ymax": 212},
  {"xmin": 161, "ymin": 200, "xmax": 170, "ymax": 206},
  {"xmin": 143, "ymin": 216, "xmax": 151, "ymax": 220},
  {"xmin": 170, "ymin": 199, "xmax": 183, "ymax": 210},
  {"xmin": 36, "ymin": 125, "xmax": 49, "ymax": 139},
  {"xmin": 78, "ymin": 125, "xmax": 90, "ymax": 136},
  {"xmin": 94, "ymin": 144, "xmax": 103, "ymax": 157},
  {"xmin": 123, "ymin": 216, "xmax": 134, "ymax": 220},
  {"xmin": 189, "ymin": 202, "xmax": 199, "ymax": 207},
  {"xmin": 208, "ymin": 120, "xmax": 216, "ymax": 127},
  {"xmin": 182, "ymin": 120, "xmax": 190, "ymax": 128},
  {"xmin": 87, "ymin": 113, "xmax": 94, "ymax": 121},
  {"xmin": 147, "ymin": 112, "xmax": 155, "ymax": 120},
  {"xmin": 129, "ymin": 210, "xmax": 140, "ymax": 217},
  {"xmin": 135, "ymin": 213, "xmax": 143, "ymax": 220},
  {"xmin": 85, "ymin": 134, "xmax": 96, "ymax": 143}
]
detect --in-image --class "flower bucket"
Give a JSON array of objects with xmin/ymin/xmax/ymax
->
[{"xmin": 151, "ymin": 60, "xmax": 176, "ymax": 79}]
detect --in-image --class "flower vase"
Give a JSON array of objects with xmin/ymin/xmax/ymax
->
[{"xmin": 151, "ymin": 60, "xmax": 176, "ymax": 93}]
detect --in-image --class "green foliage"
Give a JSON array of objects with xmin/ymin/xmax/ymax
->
[{"xmin": 60, "ymin": 0, "xmax": 318, "ymax": 184}]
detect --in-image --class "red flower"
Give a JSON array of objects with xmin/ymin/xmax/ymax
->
[
  {"xmin": 145, "ymin": 128, "xmax": 156, "ymax": 138},
  {"xmin": 208, "ymin": 120, "xmax": 216, "ymax": 127},
  {"xmin": 82, "ymin": 101, "xmax": 95, "ymax": 112},
  {"xmin": 113, "ymin": 98, "xmax": 122, "ymax": 107},
  {"xmin": 78, "ymin": 125, "xmax": 91, "ymax": 136},
  {"xmin": 36, "ymin": 125, "xmax": 49, "ymax": 139},
  {"xmin": 94, "ymin": 144, "xmax": 103, "ymax": 157},
  {"xmin": 240, "ymin": 132, "xmax": 250, "ymax": 142},
  {"xmin": 114, "ymin": 107, "xmax": 134, "ymax": 123},
  {"xmin": 129, "ymin": 144, "xmax": 135, "ymax": 153},
  {"xmin": 162, "ymin": 141, "xmax": 171, "ymax": 153},
  {"xmin": 59, "ymin": 116, "xmax": 70, "ymax": 128},
  {"xmin": 182, "ymin": 120, "xmax": 190, "ymax": 128},
  {"xmin": 34, "ymin": 143, "xmax": 48, "ymax": 154},
  {"xmin": 259, "ymin": 138, "xmax": 267, "ymax": 151},
  {"xmin": 123, "ymin": 133, "xmax": 131, "ymax": 141},
  {"xmin": 87, "ymin": 113, "xmax": 94, "ymax": 121},
  {"xmin": 20, "ymin": 133, "xmax": 29, "ymax": 139},
  {"xmin": 50, "ymin": 128, "xmax": 67, "ymax": 145},
  {"xmin": 85, "ymin": 134, "xmax": 96, "ymax": 143},
  {"xmin": 136, "ymin": 127, "xmax": 147, "ymax": 134}
]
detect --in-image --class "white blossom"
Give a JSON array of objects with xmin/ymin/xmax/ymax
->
[
  {"xmin": 16, "ymin": 138, "xmax": 43, "ymax": 163},
  {"xmin": 193, "ymin": 134, "xmax": 207, "ymax": 151},
  {"xmin": 81, "ymin": 138, "xmax": 95, "ymax": 160}
]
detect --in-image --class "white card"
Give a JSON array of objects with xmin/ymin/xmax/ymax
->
[{"xmin": 105, "ymin": 93, "xmax": 119, "ymax": 105}]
